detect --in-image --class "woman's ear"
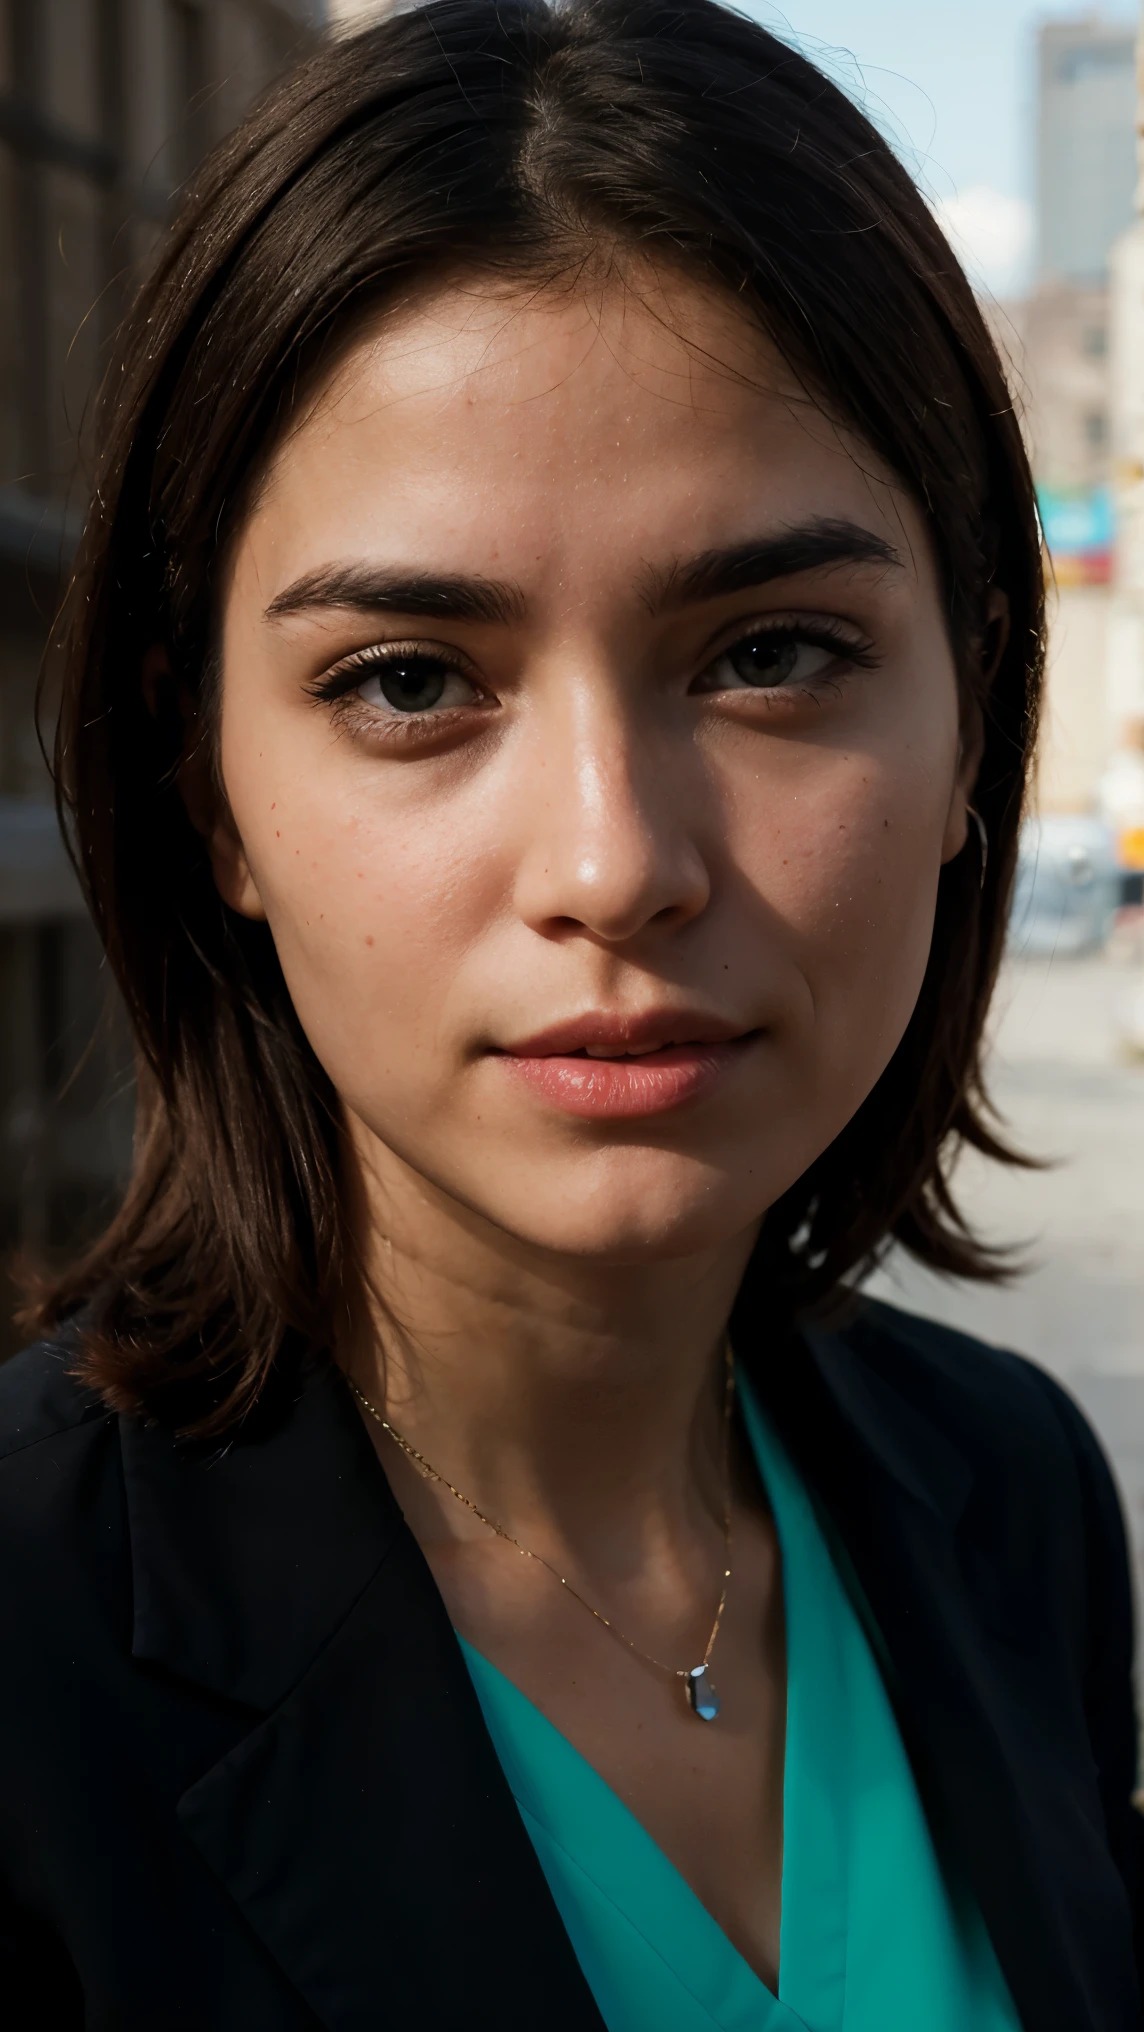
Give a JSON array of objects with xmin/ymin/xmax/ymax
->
[
  {"xmin": 939, "ymin": 588, "xmax": 1008, "ymax": 865},
  {"xmin": 144, "ymin": 643, "xmax": 268, "ymax": 923}
]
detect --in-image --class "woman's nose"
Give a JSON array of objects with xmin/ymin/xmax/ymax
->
[{"xmin": 510, "ymin": 688, "xmax": 711, "ymax": 944}]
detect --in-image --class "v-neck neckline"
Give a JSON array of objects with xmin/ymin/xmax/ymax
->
[
  {"xmin": 456, "ymin": 1374, "xmax": 820, "ymax": 2030},
  {"xmin": 458, "ymin": 1629, "xmax": 802, "ymax": 2030},
  {"xmin": 457, "ymin": 1371, "xmax": 1021, "ymax": 2032}
]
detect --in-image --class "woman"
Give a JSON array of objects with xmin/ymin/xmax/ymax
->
[{"xmin": 1, "ymin": 2, "xmax": 1138, "ymax": 2026}]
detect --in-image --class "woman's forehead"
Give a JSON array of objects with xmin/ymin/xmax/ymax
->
[{"xmin": 241, "ymin": 274, "xmax": 919, "ymax": 605}]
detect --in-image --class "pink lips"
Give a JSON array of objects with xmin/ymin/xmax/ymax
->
[{"xmin": 494, "ymin": 1011, "xmax": 757, "ymax": 1120}]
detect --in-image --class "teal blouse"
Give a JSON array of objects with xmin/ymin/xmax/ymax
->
[{"xmin": 459, "ymin": 1370, "xmax": 1022, "ymax": 2032}]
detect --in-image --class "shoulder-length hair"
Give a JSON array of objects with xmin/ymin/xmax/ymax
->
[{"xmin": 30, "ymin": 0, "xmax": 1043, "ymax": 1435}]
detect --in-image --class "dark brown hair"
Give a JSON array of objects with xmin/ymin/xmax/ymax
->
[{"xmin": 32, "ymin": 0, "xmax": 1043, "ymax": 1434}]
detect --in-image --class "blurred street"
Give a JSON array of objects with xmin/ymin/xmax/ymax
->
[{"xmin": 868, "ymin": 948, "xmax": 1144, "ymax": 1588}]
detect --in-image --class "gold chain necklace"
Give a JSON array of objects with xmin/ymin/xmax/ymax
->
[{"xmin": 348, "ymin": 1343, "xmax": 736, "ymax": 1723}]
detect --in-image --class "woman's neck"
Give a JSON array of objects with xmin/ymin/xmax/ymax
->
[{"xmin": 343, "ymin": 1128, "xmax": 760, "ymax": 1559}]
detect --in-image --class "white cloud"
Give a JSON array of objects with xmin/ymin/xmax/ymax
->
[{"xmin": 930, "ymin": 186, "xmax": 1034, "ymax": 299}]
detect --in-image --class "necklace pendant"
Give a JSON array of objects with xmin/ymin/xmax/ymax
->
[{"xmin": 686, "ymin": 1664, "xmax": 721, "ymax": 1721}]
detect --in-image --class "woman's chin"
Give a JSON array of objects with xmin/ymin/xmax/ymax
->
[
  {"xmin": 348, "ymin": 1106, "xmax": 794, "ymax": 1264},
  {"xmin": 464, "ymin": 1158, "xmax": 772, "ymax": 1266}
]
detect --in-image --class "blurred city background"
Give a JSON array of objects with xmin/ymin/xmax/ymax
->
[{"xmin": 0, "ymin": 2, "xmax": 1141, "ymax": 1573}]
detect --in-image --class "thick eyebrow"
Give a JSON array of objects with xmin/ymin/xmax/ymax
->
[
  {"xmin": 645, "ymin": 518, "xmax": 903, "ymax": 613},
  {"xmin": 264, "ymin": 562, "xmax": 526, "ymax": 628},
  {"xmin": 265, "ymin": 518, "xmax": 900, "ymax": 630}
]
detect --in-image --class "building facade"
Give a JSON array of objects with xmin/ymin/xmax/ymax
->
[
  {"xmin": 0, "ymin": 0, "xmax": 320, "ymax": 1335},
  {"xmin": 1036, "ymin": 17, "xmax": 1137, "ymax": 288},
  {"xmin": 1024, "ymin": 16, "xmax": 1141, "ymax": 518},
  {"xmin": 994, "ymin": 16, "xmax": 1141, "ymax": 815}
]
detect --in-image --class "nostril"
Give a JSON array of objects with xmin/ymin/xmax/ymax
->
[{"xmin": 511, "ymin": 787, "xmax": 710, "ymax": 943}]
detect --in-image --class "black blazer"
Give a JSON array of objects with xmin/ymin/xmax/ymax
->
[{"xmin": 0, "ymin": 1297, "xmax": 1140, "ymax": 2031}]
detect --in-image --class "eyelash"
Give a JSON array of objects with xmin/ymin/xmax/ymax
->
[
  {"xmin": 306, "ymin": 617, "xmax": 879, "ymax": 721},
  {"xmin": 307, "ymin": 640, "xmax": 473, "ymax": 704},
  {"xmin": 721, "ymin": 617, "xmax": 879, "ymax": 687}
]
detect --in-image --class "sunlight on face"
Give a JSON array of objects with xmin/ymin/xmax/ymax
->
[{"xmin": 213, "ymin": 268, "xmax": 971, "ymax": 1262}]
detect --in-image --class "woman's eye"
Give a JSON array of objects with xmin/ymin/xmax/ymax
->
[
  {"xmin": 697, "ymin": 630, "xmax": 848, "ymax": 693},
  {"xmin": 353, "ymin": 654, "xmax": 480, "ymax": 715}
]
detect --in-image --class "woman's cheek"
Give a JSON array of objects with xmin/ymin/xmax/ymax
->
[
  {"xmin": 243, "ymin": 796, "xmax": 493, "ymax": 1087},
  {"xmin": 732, "ymin": 752, "xmax": 950, "ymax": 1061},
  {"xmin": 735, "ymin": 739, "xmax": 941, "ymax": 910}
]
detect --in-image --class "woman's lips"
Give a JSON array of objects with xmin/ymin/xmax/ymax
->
[
  {"xmin": 494, "ymin": 1019, "xmax": 759, "ymax": 1120},
  {"xmin": 502, "ymin": 1043, "xmax": 745, "ymax": 1118}
]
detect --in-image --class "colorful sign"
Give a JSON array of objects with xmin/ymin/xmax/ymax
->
[{"xmin": 1038, "ymin": 485, "xmax": 1114, "ymax": 586}]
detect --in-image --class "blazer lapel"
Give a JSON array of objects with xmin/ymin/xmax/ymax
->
[
  {"xmin": 739, "ymin": 1307, "xmax": 1137, "ymax": 2032},
  {"xmin": 120, "ymin": 1364, "xmax": 606, "ymax": 2031}
]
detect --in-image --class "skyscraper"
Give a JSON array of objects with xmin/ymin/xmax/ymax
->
[
  {"xmin": 993, "ymin": 17, "xmax": 1141, "ymax": 815},
  {"xmin": 1037, "ymin": 18, "xmax": 1137, "ymax": 286}
]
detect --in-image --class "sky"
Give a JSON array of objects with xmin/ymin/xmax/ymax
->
[{"xmin": 743, "ymin": 0, "xmax": 1140, "ymax": 295}]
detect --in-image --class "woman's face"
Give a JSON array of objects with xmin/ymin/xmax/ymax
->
[{"xmin": 212, "ymin": 270, "xmax": 973, "ymax": 1263}]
